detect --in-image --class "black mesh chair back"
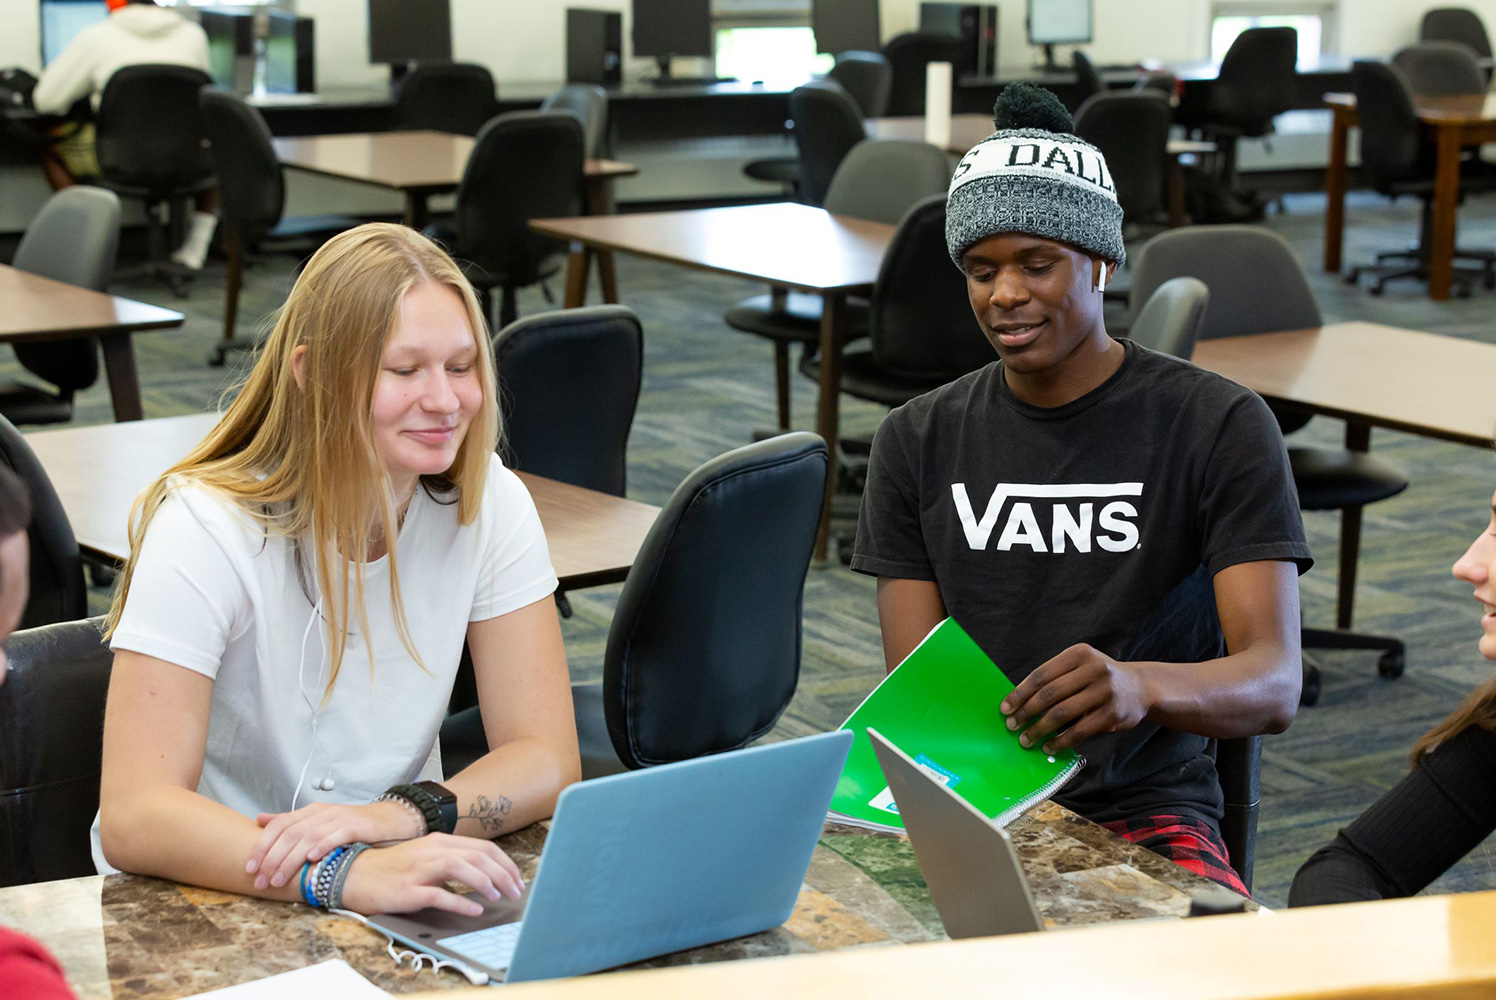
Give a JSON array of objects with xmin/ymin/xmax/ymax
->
[
  {"xmin": 454, "ymin": 111, "xmax": 585, "ymax": 287},
  {"xmin": 10, "ymin": 188, "xmax": 118, "ymax": 401},
  {"xmin": 1392, "ymin": 41, "xmax": 1487, "ymax": 96},
  {"xmin": 392, "ymin": 62, "xmax": 498, "ymax": 136},
  {"xmin": 601, "ymin": 433, "xmax": 828, "ymax": 769},
  {"xmin": 1130, "ymin": 225, "xmax": 1321, "ymax": 341},
  {"xmin": 870, "ymin": 195, "xmax": 992, "ymax": 380},
  {"xmin": 1212, "ymin": 735, "xmax": 1263, "ymax": 891},
  {"xmin": 200, "ymin": 89, "xmax": 284, "ymax": 246},
  {"xmin": 494, "ymin": 305, "xmax": 642, "ymax": 497},
  {"xmin": 1207, "ymin": 27, "xmax": 1298, "ymax": 135},
  {"xmin": 1073, "ymin": 50, "xmax": 1104, "ymax": 103},
  {"xmin": 95, "ymin": 64, "xmax": 214, "ymax": 197},
  {"xmin": 1074, "ymin": 90, "xmax": 1171, "ymax": 224},
  {"xmin": 540, "ymin": 82, "xmax": 609, "ymax": 158},
  {"xmin": 0, "ymin": 618, "xmax": 111, "ymax": 886},
  {"xmin": 1350, "ymin": 61, "xmax": 1427, "ymax": 194},
  {"xmin": 822, "ymin": 139, "xmax": 952, "ymax": 224},
  {"xmin": 827, "ymin": 50, "xmax": 893, "ymax": 118},
  {"xmin": 0, "ymin": 416, "xmax": 85, "ymax": 629},
  {"xmin": 789, "ymin": 80, "xmax": 867, "ymax": 207},
  {"xmin": 1126, "ymin": 276, "xmax": 1209, "ymax": 360},
  {"xmin": 882, "ymin": 32, "xmax": 960, "ymax": 116},
  {"xmin": 1421, "ymin": 7, "xmax": 1493, "ymax": 60}
]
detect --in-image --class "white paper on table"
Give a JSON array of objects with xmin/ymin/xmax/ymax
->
[
  {"xmin": 184, "ymin": 959, "xmax": 391, "ymax": 999},
  {"xmin": 924, "ymin": 61, "xmax": 953, "ymax": 150}
]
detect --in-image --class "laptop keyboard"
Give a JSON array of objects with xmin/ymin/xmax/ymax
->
[{"xmin": 438, "ymin": 920, "xmax": 524, "ymax": 971}]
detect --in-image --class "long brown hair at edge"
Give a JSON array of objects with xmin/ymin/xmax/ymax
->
[
  {"xmin": 1412, "ymin": 676, "xmax": 1496, "ymax": 763},
  {"xmin": 104, "ymin": 224, "xmax": 499, "ymax": 699}
]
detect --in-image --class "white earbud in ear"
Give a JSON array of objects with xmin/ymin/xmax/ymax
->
[{"xmin": 1097, "ymin": 261, "xmax": 1108, "ymax": 294}]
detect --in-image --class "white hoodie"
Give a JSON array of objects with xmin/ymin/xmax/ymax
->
[{"xmin": 33, "ymin": 3, "xmax": 211, "ymax": 115}]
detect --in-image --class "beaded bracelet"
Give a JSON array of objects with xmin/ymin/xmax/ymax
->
[
  {"xmin": 311, "ymin": 845, "xmax": 349, "ymax": 908},
  {"xmin": 328, "ymin": 842, "xmax": 372, "ymax": 911},
  {"xmin": 376, "ymin": 792, "xmax": 428, "ymax": 838}
]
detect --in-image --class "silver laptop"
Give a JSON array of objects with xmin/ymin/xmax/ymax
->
[
  {"xmin": 368, "ymin": 729, "xmax": 853, "ymax": 983},
  {"xmin": 867, "ymin": 727, "xmax": 1044, "ymax": 938}
]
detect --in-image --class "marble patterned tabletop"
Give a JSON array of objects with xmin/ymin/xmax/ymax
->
[{"xmin": 1, "ymin": 802, "xmax": 1245, "ymax": 999}]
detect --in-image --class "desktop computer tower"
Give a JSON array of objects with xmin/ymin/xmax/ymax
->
[
  {"xmin": 918, "ymin": 3, "xmax": 998, "ymax": 78},
  {"xmin": 295, "ymin": 16, "xmax": 316, "ymax": 93},
  {"xmin": 567, "ymin": 8, "xmax": 623, "ymax": 87}
]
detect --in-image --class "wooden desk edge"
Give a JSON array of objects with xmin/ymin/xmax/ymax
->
[{"xmin": 413, "ymin": 891, "xmax": 1496, "ymax": 1000}]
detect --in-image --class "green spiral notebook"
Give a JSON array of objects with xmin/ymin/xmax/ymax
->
[{"xmin": 830, "ymin": 617, "xmax": 1085, "ymax": 832}]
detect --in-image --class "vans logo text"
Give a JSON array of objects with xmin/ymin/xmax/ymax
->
[{"xmin": 951, "ymin": 483, "xmax": 1143, "ymax": 553}]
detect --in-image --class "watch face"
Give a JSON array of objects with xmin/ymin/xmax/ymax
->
[{"xmin": 417, "ymin": 780, "xmax": 457, "ymax": 805}]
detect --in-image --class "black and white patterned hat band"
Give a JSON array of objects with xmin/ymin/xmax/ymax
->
[{"xmin": 946, "ymin": 87, "xmax": 1126, "ymax": 268}]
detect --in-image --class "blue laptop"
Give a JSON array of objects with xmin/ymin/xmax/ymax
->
[{"xmin": 367, "ymin": 729, "xmax": 853, "ymax": 984}]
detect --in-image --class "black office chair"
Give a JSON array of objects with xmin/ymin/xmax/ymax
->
[
  {"xmin": 1178, "ymin": 27, "xmax": 1297, "ymax": 200},
  {"xmin": 1125, "ymin": 276, "xmax": 1209, "ymax": 360},
  {"xmin": 441, "ymin": 433, "xmax": 828, "ymax": 778},
  {"xmin": 1392, "ymin": 40, "xmax": 1487, "ymax": 95},
  {"xmin": 789, "ymin": 80, "xmax": 867, "ymax": 208},
  {"xmin": 1421, "ymin": 7, "xmax": 1494, "ymax": 73},
  {"xmin": 1212, "ymin": 735, "xmax": 1263, "ymax": 892},
  {"xmin": 828, "ymin": 50, "xmax": 893, "ymax": 118},
  {"xmin": 391, "ymin": 62, "xmax": 499, "ymax": 136},
  {"xmin": 94, "ymin": 64, "xmax": 216, "ymax": 296},
  {"xmin": 882, "ymin": 32, "xmax": 960, "ymax": 116},
  {"xmin": 494, "ymin": 305, "xmax": 642, "ymax": 498},
  {"xmin": 1074, "ymin": 90, "xmax": 1172, "ymax": 231},
  {"xmin": 200, "ymin": 90, "xmax": 357, "ymax": 366},
  {"xmin": 540, "ymin": 83, "xmax": 609, "ymax": 158},
  {"xmin": 1129, "ymin": 226, "xmax": 1410, "ymax": 703},
  {"xmin": 0, "ymin": 617, "xmax": 111, "ymax": 887},
  {"xmin": 430, "ymin": 111, "xmax": 585, "ymax": 329},
  {"xmin": 726, "ymin": 139, "xmax": 952, "ymax": 431},
  {"xmin": 0, "ymin": 415, "xmax": 85, "ymax": 630},
  {"xmin": 1072, "ymin": 50, "xmax": 1104, "ymax": 104},
  {"xmin": 1, "ymin": 188, "xmax": 119, "ymax": 425},
  {"xmin": 1345, "ymin": 60, "xmax": 1496, "ymax": 297}
]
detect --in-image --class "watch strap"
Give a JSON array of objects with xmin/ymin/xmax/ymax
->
[
  {"xmin": 416, "ymin": 780, "xmax": 459, "ymax": 835},
  {"xmin": 383, "ymin": 783, "xmax": 451, "ymax": 835}
]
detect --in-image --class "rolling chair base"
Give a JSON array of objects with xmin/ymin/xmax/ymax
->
[
  {"xmin": 207, "ymin": 335, "xmax": 261, "ymax": 367},
  {"xmin": 1300, "ymin": 626, "xmax": 1406, "ymax": 707}
]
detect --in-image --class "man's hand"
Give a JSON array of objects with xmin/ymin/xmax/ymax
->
[{"xmin": 999, "ymin": 644, "xmax": 1154, "ymax": 753}]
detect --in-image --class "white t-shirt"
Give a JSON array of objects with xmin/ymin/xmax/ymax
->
[
  {"xmin": 92, "ymin": 453, "xmax": 558, "ymax": 873},
  {"xmin": 33, "ymin": 5, "xmax": 212, "ymax": 114}
]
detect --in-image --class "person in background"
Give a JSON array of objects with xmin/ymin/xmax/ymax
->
[
  {"xmin": 32, "ymin": 0, "xmax": 217, "ymax": 270},
  {"xmin": 0, "ymin": 467, "xmax": 77, "ymax": 999},
  {"xmin": 1290, "ymin": 486, "xmax": 1496, "ymax": 905}
]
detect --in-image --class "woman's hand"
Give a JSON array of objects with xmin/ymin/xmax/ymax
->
[
  {"xmin": 246, "ymin": 800, "xmax": 424, "ymax": 890},
  {"xmin": 339, "ymin": 834, "xmax": 525, "ymax": 916}
]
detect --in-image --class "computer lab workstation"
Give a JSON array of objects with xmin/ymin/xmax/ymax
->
[{"xmin": 7, "ymin": 0, "xmax": 1496, "ymax": 997}]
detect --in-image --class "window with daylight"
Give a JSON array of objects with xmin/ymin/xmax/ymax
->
[{"xmin": 1210, "ymin": 2, "xmax": 1337, "ymax": 65}]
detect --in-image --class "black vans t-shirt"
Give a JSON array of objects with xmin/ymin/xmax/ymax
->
[{"xmin": 850, "ymin": 341, "xmax": 1312, "ymax": 829}]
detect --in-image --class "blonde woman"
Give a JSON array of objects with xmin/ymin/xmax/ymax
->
[
  {"xmin": 96, "ymin": 224, "xmax": 580, "ymax": 917},
  {"xmin": 1289, "ymin": 490, "xmax": 1496, "ymax": 906}
]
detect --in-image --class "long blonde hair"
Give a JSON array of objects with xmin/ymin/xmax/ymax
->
[{"xmin": 104, "ymin": 224, "xmax": 499, "ymax": 698}]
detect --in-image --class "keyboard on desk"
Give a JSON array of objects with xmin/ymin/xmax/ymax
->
[{"xmin": 438, "ymin": 920, "xmax": 524, "ymax": 971}]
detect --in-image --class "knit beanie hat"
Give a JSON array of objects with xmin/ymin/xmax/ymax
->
[{"xmin": 945, "ymin": 82, "xmax": 1125, "ymax": 268}]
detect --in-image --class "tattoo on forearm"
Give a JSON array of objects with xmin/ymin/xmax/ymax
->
[{"xmin": 466, "ymin": 794, "xmax": 513, "ymax": 835}]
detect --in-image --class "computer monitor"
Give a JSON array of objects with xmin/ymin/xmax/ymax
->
[
  {"xmin": 40, "ymin": 0, "xmax": 109, "ymax": 68},
  {"xmin": 631, "ymin": 0, "xmax": 713, "ymax": 80},
  {"xmin": 200, "ymin": 10, "xmax": 254, "ymax": 91},
  {"xmin": 368, "ymin": 0, "xmax": 452, "ymax": 67},
  {"xmin": 263, "ymin": 10, "xmax": 299, "ymax": 94},
  {"xmin": 811, "ymin": 0, "xmax": 881, "ymax": 56},
  {"xmin": 1027, "ymin": 0, "xmax": 1091, "ymax": 70}
]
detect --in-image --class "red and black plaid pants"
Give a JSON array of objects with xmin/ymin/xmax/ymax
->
[{"xmin": 1101, "ymin": 813, "xmax": 1250, "ymax": 897}]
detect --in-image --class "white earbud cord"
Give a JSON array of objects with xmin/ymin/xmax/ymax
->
[{"xmin": 290, "ymin": 596, "xmax": 330, "ymax": 811}]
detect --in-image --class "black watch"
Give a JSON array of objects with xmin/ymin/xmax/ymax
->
[{"xmin": 386, "ymin": 781, "xmax": 459, "ymax": 835}]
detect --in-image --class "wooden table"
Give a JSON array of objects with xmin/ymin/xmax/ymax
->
[
  {"xmin": 1322, "ymin": 92, "xmax": 1496, "ymax": 299},
  {"xmin": 3, "ymin": 802, "xmax": 1237, "ymax": 998},
  {"xmin": 22, "ymin": 413, "xmax": 661, "ymax": 591},
  {"xmin": 0, "ymin": 265, "xmax": 183, "ymax": 423},
  {"xmin": 271, "ymin": 130, "xmax": 639, "ymax": 303},
  {"xmin": 865, "ymin": 115, "xmax": 1217, "ymax": 226},
  {"xmin": 1191, "ymin": 322, "xmax": 1496, "ymax": 449},
  {"xmin": 531, "ymin": 204, "xmax": 896, "ymax": 561}
]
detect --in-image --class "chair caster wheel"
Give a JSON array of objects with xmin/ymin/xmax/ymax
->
[
  {"xmin": 1378, "ymin": 650, "xmax": 1405, "ymax": 679},
  {"xmin": 1343, "ymin": 272, "xmax": 1359, "ymax": 286},
  {"xmin": 1300, "ymin": 663, "xmax": 1321, "ymax": 707},
  {"xmin": 1370, "ymin": 284, "xmax": 1385, "ymax": 296},
  {"xmin": 1485, "ymin": 272, "xmax": 1495, "ymax": 290}
]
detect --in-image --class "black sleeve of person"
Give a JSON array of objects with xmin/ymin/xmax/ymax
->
[
  {"xmin": 1288, "ymin": 724, "xmax": 1496, "ymax": 906},
  {"xmin": 1196, "ymin": 392, "xmax": 1315, "ymax": 578}
]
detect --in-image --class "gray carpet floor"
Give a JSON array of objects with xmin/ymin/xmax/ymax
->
[{"xmin": 21, "ymin": 188, "xmax": 1496, "ymax": 909}]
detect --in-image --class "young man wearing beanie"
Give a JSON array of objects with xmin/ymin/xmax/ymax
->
[{"xmin": 850, "ymin": 84, "xmax": 1310, "ymax": 896}]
